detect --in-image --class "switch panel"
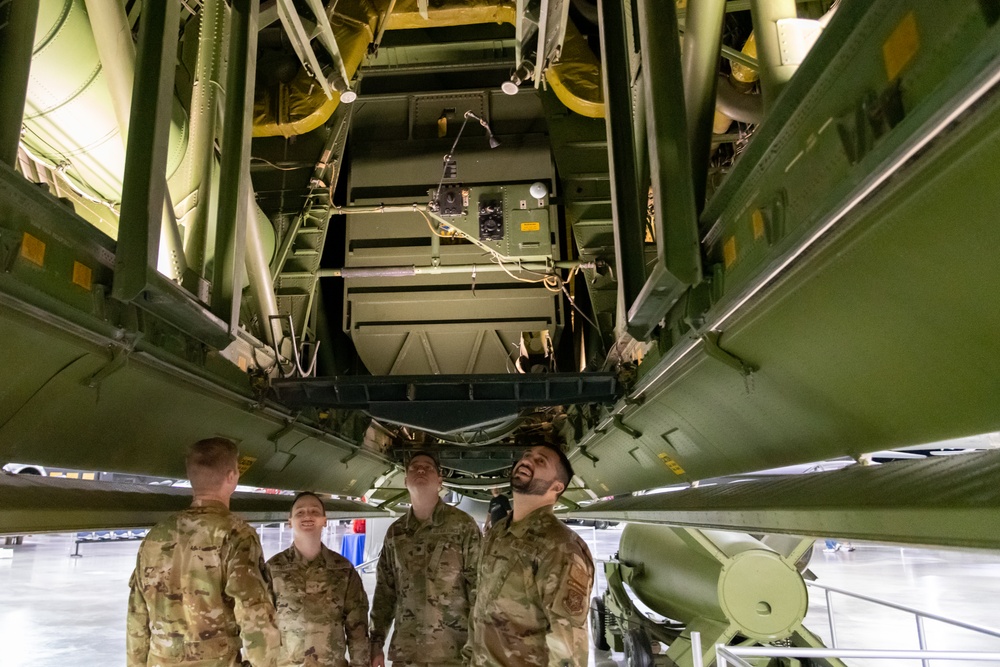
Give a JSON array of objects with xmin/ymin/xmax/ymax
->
[{"xmin": 478, "ymin": 197, "xmax": 504, "ymax": 241}]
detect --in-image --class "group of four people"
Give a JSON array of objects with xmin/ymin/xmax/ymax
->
[{"xmin": 126, "ymin": 437, "xmax": 594, "ymax": 667}]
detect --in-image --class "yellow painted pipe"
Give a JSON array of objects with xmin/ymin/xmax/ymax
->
[{"xmin": 252, "ymin": 0, "xmax": 605, "ymax": 136}]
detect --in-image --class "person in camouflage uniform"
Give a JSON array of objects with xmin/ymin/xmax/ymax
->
[
  {"xmin": 469, "ymin": 444, "xmax": 595, "ymax": 667},
  {"xmin": 267, "ymin": 491, "xmax": 370, "ymax": 667},
  {"xmin": 127, "ymin": 437, "xmax": 280, "ymax": 667},
  {"xmin": 370, "ymin": 451, "xmax": 481, "ymax": 667}
]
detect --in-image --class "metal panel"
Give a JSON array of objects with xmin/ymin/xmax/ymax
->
[
  {"xmin": 0, "ymin": 293, "xmax": 389, "ymax": 496},
  {"xmin": 569, "ymin": 451, "xmax": 1000, "ymax": 550},
  {"xmin": 272, "ymin": 373, "xmax": 619, "ymax": 434},
  {"xmin": 0, "ymin": 474, "xmax": 387, "ymax": 534},
  {"xmin": 571, "ymin": 0, "xmax": 1000, "ymax": 496}
]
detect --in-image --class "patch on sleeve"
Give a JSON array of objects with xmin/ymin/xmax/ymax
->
[
  {"xmin": 564, "ymin": 581, "xmax": 587, "ymax": 616},
  {"xmin": 555, "ymin": 559, "xmax": 592, "ymax": 620}
]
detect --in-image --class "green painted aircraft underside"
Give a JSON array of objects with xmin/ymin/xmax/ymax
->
[{"xmin": 1, "ymin": 0, "xmax": 999, "ymax": 549}]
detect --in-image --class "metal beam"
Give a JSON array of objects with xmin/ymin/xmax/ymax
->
[
  {"xmin": 597, "ymin": 0, "xmax": 647, "ymax": 322},
  {"xmin": 749, "ymin": 0, "xmax": 799, "ymax": 111},
  {"xmin": 113, "ymin": 0, "xmax": 181, "ymax": 302},
  {"xmin": 682, "ymin": 0, "xmax": 727, "ymax": 211},
  {"xmin": 272, "ymin": 373, "xmax": 620, "ymax": 434},
  {"xmin": 84, "ymin": 0, "xmax": 188, "ymax": 284},
  {"xmin": 0, "ymin": 474, "xmax": 387, "ymax": 534},
  {"xmin": 0, "ymin": 0, "xmax": 39, "ymax": 166},
  {"xmin": 212, "ymin": 0, "xmax": 259, "ymax": 332},
  {"xmin": 276, "ymin": 0, "xmax": 334, "ymax": 100},
  {"xmin": 569, "ymin": 451, "xmax": 1000, "ymax": 550},
  {"xmin": 626, "ymin": 0, "xmax": 703, "ymax": 340}
]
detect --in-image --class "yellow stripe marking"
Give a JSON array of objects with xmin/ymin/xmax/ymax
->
[
  {"xmin": 723, "ymin": 236, "xmax": 737, "ymax": 268},
  {"xmin": 21, "ymin": 232, "xmax": 46, "ymax": 266},
  {"xmin": 883, "ymin": 12, "xmax": 919, "ymax": 81}
]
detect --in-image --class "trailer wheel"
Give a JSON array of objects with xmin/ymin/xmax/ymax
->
[
  {"xmin": 590, "ymin": 596, "xmax": 610, "ymax": 650},
  {"xmin": 623, "ymin": 626, "xmax": 654, "ymax": 667}
]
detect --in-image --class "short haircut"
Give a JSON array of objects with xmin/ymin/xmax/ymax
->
[
  {"xmin": 541, "ymin": 443, "xmax": 574, "ymax": 494},
  {"xmin": 290, "ymin": 491, "xmax": 326, "ymax": 514},
  {"xmin": 407, "ymin": 450, "xmax": 440, "ymax": 472},
  {"xmin": 185, "ymin": 437, "xmax": 239, "ymax": 493}
]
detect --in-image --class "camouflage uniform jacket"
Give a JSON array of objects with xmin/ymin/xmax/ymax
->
[
  {"xmin": 469, "ymin": 505, "xmax": 594, "ymax": 667},
  {"xmin": 267, "ymin": 543, "xmax": 370, "ymax": 667},
  {"xmin": 370, "ymin": 500, "xmax": 481, "ymax": 665},
  {"xmin": 126, "ymin": 501, "xmax": 280, "ymax": 667}
]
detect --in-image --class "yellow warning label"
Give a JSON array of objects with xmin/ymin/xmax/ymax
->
[
  {"xmin": 72, "ymin": 262, "xmax": 93, "ymax": 290},
  {"xmin": 658, "ymin": 452, "xmax": 686, "ymax": 475},
  {"xmin": 237, "ymin": 456, "xmax": 256, "ymax": 475},
  {"xmin": 520, "ymin": 221, "xmax": 541, "ymax": 232},
  {"xmin": 599, "ymin": 482, "xmax": 609, "ymax": 492},
  {"xmin": 82, "ymin": 472, "xmax": 95, "ymax": 480},
  {"xmin": 883, "ymin": 12, "xmax": 919, "ymax": 81},
  {"xmin": 723, "ymin": 236, "xmax": 737, "ymax": 268},
  {"xmin": 237, "ymin": 356, "xmax": 249, "ymax": 372},
  {"xmin": 21, "ymin": 232, "xmax": 45, "ymax": 266},
  {"xmin": 751, "ymin": 210, "xmax": 765, "ymax": 240}
]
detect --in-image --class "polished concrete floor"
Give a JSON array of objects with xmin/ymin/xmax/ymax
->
[{"xmin": 2, "ymin": 525, "xmax": 1000, "ymax": 666}]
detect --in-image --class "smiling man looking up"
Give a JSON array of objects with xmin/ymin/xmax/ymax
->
[
  {"xmin": 267, "ymin": 492, "xmax": 370, "ymax": 667},
  {"xmin": 369, "ymin": 451, "xmax": 481, "ymax": 667},
  {"xmin": 469, "ymin": 444, "xmax": 595, "ymax": 667}
]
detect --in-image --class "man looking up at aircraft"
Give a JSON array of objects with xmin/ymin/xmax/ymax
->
[
  {"xmin": 469, "ymin": 444, "xmax": 595, "ymax": 667},
  {"xmin": 267, "ymin": 491, "xmax": 370, "ymax": 667},
  {"xmin": 369, "ymin": 451, "xmax": 481, "ymax": 667},
  {"xmin": 126, "ymin": 437, "xmax": 280, "ymax": 667}
]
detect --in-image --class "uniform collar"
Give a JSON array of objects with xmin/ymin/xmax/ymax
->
[
  {"xmin": 507, "ymin": 503, "xmax": 555, "ymax": 537},
  {"xmin": 289, "ymin": 541, "xmax": 330, "ymax": 565},
  {"xmin": 188, "ymin": 499, "xmax": 228, "ymax": 512},
  {"xmin": 405, "ymin": 498, "xmax": 444, "ymax": 530}
]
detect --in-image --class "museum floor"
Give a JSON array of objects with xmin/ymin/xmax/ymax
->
[{"xmin": 3, "ymin": 524, "xmax": 999, "ymax": 667}]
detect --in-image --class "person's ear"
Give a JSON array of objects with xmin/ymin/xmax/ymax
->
[{"xmin": 553, "ymin": 479, "xmax": 566, "ymax": 497}]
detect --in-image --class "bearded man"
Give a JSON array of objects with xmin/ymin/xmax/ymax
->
[{"xmin": 468, "ymin": 444, "xmax": 595, "ymax": 667}]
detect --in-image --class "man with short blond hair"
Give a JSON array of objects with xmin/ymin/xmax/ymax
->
[{"xmin": 127, "ymin": 438, "xmax": 280, "ymax": 667}]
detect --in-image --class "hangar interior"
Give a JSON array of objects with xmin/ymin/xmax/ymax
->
[{"xmin": 2, "ymin": 0, "xmax": 1000, "ymax": 664}]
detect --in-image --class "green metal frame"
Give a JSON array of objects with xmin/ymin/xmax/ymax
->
[
  {"xmin": 112, "ymin": 0, "xmax": 229, "ymax": 346},
  {"xmin": 213, "ymin": 0, "xmax": 259, "ymax": 333},
  {"xmin": 0, "ymin": 0, "xmax": 39, "ymax": 166},
  {"xmin": 567, "ymin": 0, "xmax": 1000, "ymax": 522},
  {"xmin": 598, "ymin": 0, "xmax": 647, "ymax": 321},
  {"xmin": 570, "ymin": 451, "xmax": 1000, "ymax": 550},
  {"xmin": 599, "ymin": 0, "xmax": 703, "ymax": 341},
  {"xmin": 113, "ymin": 0, "xmax": 182, "ymax": 303},
  {"xmin": 0, "ymin": 474, "xmax": 387, "ymax": 534}
]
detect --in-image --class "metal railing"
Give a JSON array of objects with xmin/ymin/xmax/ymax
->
[
  {"xmin": 807, "ymin": 580, "xmax": 1000, "ymax": 666},
  {"xmin": 685, "ymin": 581, "xmax": 1000, "ymax": 667},
  {"xmin": 715, "ymin": 645, "xmax": 1000, "ymax": 667}
]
